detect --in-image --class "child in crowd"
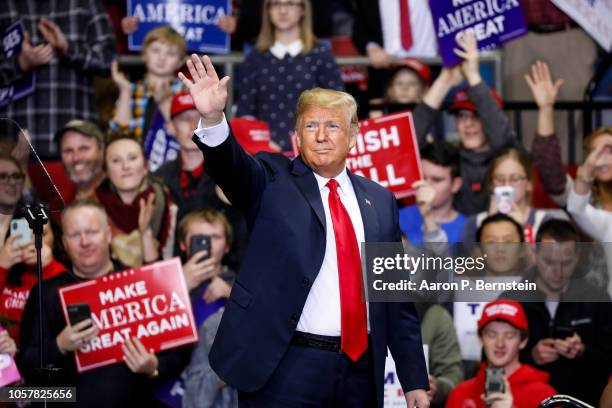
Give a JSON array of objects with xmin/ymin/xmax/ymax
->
[
  {"xmin": 109, "ymin": 26, "xmax": 185, "ymax": 168},
  {"xmin": 236, "ymin": 0, "xmax": 344, "ymax": 150}
]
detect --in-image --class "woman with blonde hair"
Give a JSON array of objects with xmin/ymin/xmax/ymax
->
[
  {"xmin": 236, "ymin": 0, "xmax": 344, "ymax": 151},
  {"xmin": 461, "ymin": 148, "xmax": 566, "ymax": 246}
]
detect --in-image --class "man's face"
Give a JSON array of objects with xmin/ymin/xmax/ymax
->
[
  {"xmin": 181, "ymin": 219, "xmax": 229, "ymax": 265},
  {"xmin": 60, "ymin": 131, "xmax": 103, "ymax": 187},
  {"xmin": 297, "ymin": 106, "xmax": 356, "ymax": 178},
  {"xmin": 480, "ymin": 221, "xmax": 523, "ymax": 276},
  {"xmin": 422, "ymin": 159, "xmax": 460, "ymax": 209},
  {"xmin": 456, "ymin": 110, "xmax": 487, "ymax": 151},
  {"xmin": 536, "ymin": 238, "xmax": 579, "ymax": 293},
  {"xmin": 172, "ymin": 109, "xmax": 201, "ymax": 151},
  {"xmin": 386, "ymin": 70, "xmax": 424, "ymax": 104},
  {"xmin": 0, "ymin": 159, "xmax": 24, "ymax": 210},
  {"xmin": 480, "ymin": 321, "xmax": 526, "ymax": 369},
  {"xmin": 62, "ymin": 206, "xmax": 112, "ymax": 278},
  {"xmin": 142, "ymin": 40, "xmax": 183, "ymax": 77}
]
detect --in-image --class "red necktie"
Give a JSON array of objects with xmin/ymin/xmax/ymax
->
[
  {"xmin": 327, "ymin": 179, "xmax": 367, "ymax": 362},
  {"xmin": 399, "ymin": 0, "xmax": 413, "ymax": 50}
]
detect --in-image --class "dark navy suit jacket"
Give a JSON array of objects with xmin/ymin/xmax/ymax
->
[{"xmin": 194, "ymin": 128, "xmax": 428, "ymax": 406}]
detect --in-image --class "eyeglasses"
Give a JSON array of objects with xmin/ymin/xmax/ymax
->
[
  {"xmin": 268, "ymin": 1, "xmax": 303, "ymax": 10},
  {"xmin": 492, "ymin": 175, "xmax": 526, "ymax": 186},
  {"xmin": 0, "ymin": 172, "xmax": 25, "ymax": 183}
]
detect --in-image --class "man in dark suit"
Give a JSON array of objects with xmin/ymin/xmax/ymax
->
[{"xmin": 178, "ymin": 54, "xmax": 429, "ymax": 407}]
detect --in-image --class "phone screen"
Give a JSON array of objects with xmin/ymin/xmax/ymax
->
[
  {"xmin": 190, "ymin": 234, "xmax": 211, "ymax": 262},
  {"xmin": 10, "ymin": 218, "xmax": 33, "ymax": 245},
  {"xmin": 485, "ymin": 367, "xmax": 505, "ymax": 396},
  {"xmin": 67, "ymin": 303, "xmax": 92, "ymax": 327}
]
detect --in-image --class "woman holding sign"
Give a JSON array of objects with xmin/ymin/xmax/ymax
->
[{"xmin": 235, "ymin": 0, "xmax": 344, "ymax": 151}]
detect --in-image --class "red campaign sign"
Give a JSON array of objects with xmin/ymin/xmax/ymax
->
[
  {"xmin": 348, "ymin": 112, "xmax": 423, "ymax": 199},
  {"xmin": 59, "ymin": 258, "xmax": 198, "ymax": 372}
]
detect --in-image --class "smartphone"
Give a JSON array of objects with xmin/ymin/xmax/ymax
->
[
  {"xmin": 493, "ymin": 186, "xmax": 515, "ymax": 214},
  {"xmin": 190, "ymin": 234, "xmax": 211, "ymax": 262},
  {"xmin": 10, "ymin": 218, "xmax": 32, "ymax": 245},
  {"xmin": 553, "ymin": 326, "xmax": 574, "ymax": 339},
  {"xmin": 485, "ymin": 367, "xmax": 505, "ymax": 396},
  {"xmin": 67, "ymin": 303, "xmax": 92, "ymax": 327}
]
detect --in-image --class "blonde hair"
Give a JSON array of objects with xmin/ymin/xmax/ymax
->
[
  {"xmin": 256, "ymin": 0, "xmax": 316, "ymax": 53},
  {"xmin": 584, "ymin": 127, "xmax": 612, "ymax": 204},
  {"xmin": 142, "ymin": 26, "xmax": 187, "ymax": 57},
  {"xmin": 487, "ymin": 148, "xmax": 533, "ymax": 202},
  {"xmin": 178, "ymin": 208, "xmax": 233, "ymax": 247},
  {"xmin": 295, "ymin": 88, "xmax": 359, "ymax": 136}
]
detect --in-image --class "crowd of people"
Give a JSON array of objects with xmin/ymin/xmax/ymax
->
[{"xmin": 1, "ymin": 0, "xmax": 612, "ymax": 407}]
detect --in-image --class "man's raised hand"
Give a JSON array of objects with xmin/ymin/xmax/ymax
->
[{"xmin": 178, "ymin": 54, "xmax": 230, "ymax": 127}]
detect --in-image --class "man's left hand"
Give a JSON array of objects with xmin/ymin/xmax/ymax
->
[
  {"xmin": 555, "ymin": 333, "xmax": 585, "ymax": 359},
  {"xmin": 405, "ymin": 389, "xmax": 430, "ymax": 408},
  {"xmin": 122, "ymin": 337, "xmax": 159, "ymax": 376},
  {"xmin": 426, "ymin": 375, "xmax": 438, "ymax": 402},
  {"xmin": 38, "ymin": 18, "xmax": 68, "ymax": 54}
]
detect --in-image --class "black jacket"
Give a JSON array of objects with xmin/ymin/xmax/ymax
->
[{"xmin": 18, "ymin": 265, "xmax": 191, "ymax": 408}]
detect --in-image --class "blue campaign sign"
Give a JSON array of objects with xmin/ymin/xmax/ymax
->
[
  {"xmin": 127, "ymin": 0, "xmax": 231, "ymax": 54},
  {"xmin": 143, "ymin": 111, "xmax": 180, "ymax": 173},
  {"xmin": 429, "ymin": 0, "xmax": 528, "ymax": 66},
  {"xmin": 0, "ymin": 20, "xmax": 35, "ymax": 108}
]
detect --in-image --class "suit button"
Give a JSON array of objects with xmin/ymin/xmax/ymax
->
[{"xmin": 302, "ymin": 277, "xmax": 310, "ymax": 287}]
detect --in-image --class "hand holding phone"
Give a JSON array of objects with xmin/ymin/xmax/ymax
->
[
  {"xmin": 485, "ymin": 367, "xmax": 505, "ymax": 396},
  {"xmin": 190, "ymin": 234, "xmax": 211, "ymax": 263},
  {"xmin": 10, "ymin": 218, "xmax": 32, "ymax": 246},
  {"xmin": 67, "ymin": 303, "xmax": 92, "ymax": 327},
  {"xmin": 493, "ymin": 186, "xmax": 515, "ymax": 214}
]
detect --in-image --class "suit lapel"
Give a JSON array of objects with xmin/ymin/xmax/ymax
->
[
  {"xmin": 291, "ymin": 156, "xmax": 326, "ymax": 229},
  {"xmin": 349, "ymin": 172, "xmax": 379, "ymax": 242}
]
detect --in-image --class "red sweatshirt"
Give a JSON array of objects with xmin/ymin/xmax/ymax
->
[
  {"xmin": 446, "ymin": 363, "xmax": 556, "ymax": 408},
  {"xmin": 0, "ymin": 259, "xmax": 66, "ymax": 342}
]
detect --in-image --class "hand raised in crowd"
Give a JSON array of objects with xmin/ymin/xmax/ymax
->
[
  {"xmin": 182, "ymin": 251, "xmax": 220, "ymax": 290},
  {"xmin": 525, "ymin": 61, "xmax": 563, "ymax": 110},
  {"xmin": 412, "ymin": 180, "xmax": 438, "ymax": 232},
  {"xmin": 111, "ymin": 60, "xmax": 132, "ymax": 93},
  {"xmin": 577, "ymin": 134, "xmax": 612, "ymax": 185},
  {"xmin": 555, "ymin": 332, "xmax": 585, "ymax": 359},
  {"xmin": 122, "ymin": 336, "xmax": 159, "ymax": 376},
  {"xmin": 482, "ymin": 377, "xmax": 513, "ymax": 408},
  {"xmin": 17, "ymin": 32, "xmax": 53, "ymax": 72},
  {"xmin": 138, "ymin": 193, "xmax": 156, "ymax": 234},
  {"xmin": 366, "ymin": 43, "xmax": 394, "ymax": 69},
  {"xmin": 454, "ymin": 31, "xmax": 481, "ymax": 86},
  {"xmin": 422, "ymin": 66, "xmax": 464, "ymax": 109},
  {"xmin": 426, "ymin": 374, "xmax": 438, "ymax": 402},
  {"xmin": 121, "ymin": 16, "xmax": 139, "ymax": 35},
  {"xmin": 38, "ymin": 18, "xmax": 68, "ymax": 54},
  {"xmin": 217, "ymin": 16, "xmax": 237, "ymax": 34},
  {"xmin": 0, "ymin": 235, "xmax": 26, "ymax": 269},
  {"xmin": 178, "ymin": 54, "xmax": 230, "ymax": 127},
  {"xmin": 531, "ymin": 338, "xmax": 559, "ymax": 365},
  {"xmin": 203, "ymin": 276, "xmax": 231, "ymax": 304},
  {"xmin": 405, "ymin": 388, "xmax": 430, "ymax": 408},
  {"xmin": 0, "ymin": 330, "xmax": 17, "ymax": 357},
  {"xmin": 56, "ymin": 318, "xmax": 99, "ymax": 354}
]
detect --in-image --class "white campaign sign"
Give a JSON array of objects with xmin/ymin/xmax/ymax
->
[
  {"xmin": 552, "ymin": 0, "xmax": 612, "ymax": 51},
  {"xmin": 384, "ymin": 345, "xmax": 429, "ymax": 407}
]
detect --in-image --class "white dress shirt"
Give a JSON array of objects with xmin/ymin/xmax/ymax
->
[
  {"xmin": 379, "ymin": 0, "xmax": 438, "ymax": 58},
  {"xmin": 269, "ymin": 39, "xmax": 304, "ymax": 59},
  {"xmin": 194, "ymin": 119, "xmax": 368, "ymax": 336}
]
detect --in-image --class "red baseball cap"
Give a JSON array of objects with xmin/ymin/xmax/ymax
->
[
  {"xmin": 449, "ymin": 87, "xmax": 503, "ymax": 113},
  {"xmin": 229, "ymin": 118, "xmax": 280, "ymax": 155},
  {"xmin": 170, "ymin": 92, "xmax": 196, "ymax": 118},
  {"xmin": 478, "ymin": 300, "xmax": 528, "ymax": 331},
  {"xmin": 389, "ymin": 58, "xmax": 431, "ymax": 86}
]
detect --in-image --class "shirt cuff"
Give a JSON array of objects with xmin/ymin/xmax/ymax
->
[
  {"xmin": 194, "ymin": 116, "xmax": 229, "ymax": 147},
  {"xmin": 567, "ymin": 187, "xmax": 591, "ymax": 214}
]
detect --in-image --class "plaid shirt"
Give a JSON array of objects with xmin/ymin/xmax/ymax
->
[
  {"xmin": 0, "ymin": 0, "xmax": 115, "ymax": 159},
  {"xmin": 520, "ymin": 0, "xmax": 573, "ymax": 25},
  {"xmin": 108, "ymin": 77, "xmax": 184, "ymax": 139}
]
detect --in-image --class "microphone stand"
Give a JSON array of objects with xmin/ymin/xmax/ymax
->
[{"xmin": 23, "ymin": 204, "xmax": 61, "ymax": 388}]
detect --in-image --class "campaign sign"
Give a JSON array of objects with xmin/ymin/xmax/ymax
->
[
  {"xmin": 552, "ymin": 0, "xmax": 612, "ymax": 51},
  {"xmin": 128, "ymin": 0, "xmax": 230, "ymax": 53},
  {"xmin": 0, "ymin": 326, "xmax": 20, "ymax": 387},
  {"xmin": 59, "ymin": 258, "xmax": 198, "ymax": 372},
  {"xmin": 0, "ymin": 20, "xmax": 35, "ymax": 108},
  {"xmin": 429, "ymin": 0, "xmax": 528, "ymax": 66},
  {"xmin": 347, "ymin": 112, "xmax": 423, "ymax": 199},
  {"xmin": 383, "ymin": 345, "xmax": 429, "ymax": 407},
  {"xmin": 144, "ymin": 111, "xmax": 180, "ymax": 172}
]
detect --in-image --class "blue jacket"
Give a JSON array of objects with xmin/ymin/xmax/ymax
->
[{"xmin": 194, "ymin": 129, "xmax": 429, "ymax": 406}]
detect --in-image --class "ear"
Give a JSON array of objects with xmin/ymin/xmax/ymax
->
[
  {"xmin": 105, "ymin": 225, "xmax": 112, "ymax": 245},
  {"xmin": 451, "ymin": 176, "xmax": 463, "ymax": 194},
  {"xmin": 519, "ymin": 337, "xmax": 528, "ymax": 350},
  {"xmin": 179, "ymin": 239, "xmax": 187, "ymax": 253},
  {"xmin": 348, "ymin": 126, "xmax": 358, "ymax": 151}
]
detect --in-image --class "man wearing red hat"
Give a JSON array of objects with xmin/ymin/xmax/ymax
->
[
  {"xmin": 413, "ymin": 32, "xmax": 519, "ymax": 215},
  {"xmin": 447, "ymin": 300, "xmax": 556, "ymax": 408},
  {"xmin": 154, "ymin": 92, "xmax": 247, "ymax": 269}
]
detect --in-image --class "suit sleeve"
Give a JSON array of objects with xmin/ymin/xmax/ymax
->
[{"xmin": 192, "ymin": 128, "xmax": 268, "ymax": 213}]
